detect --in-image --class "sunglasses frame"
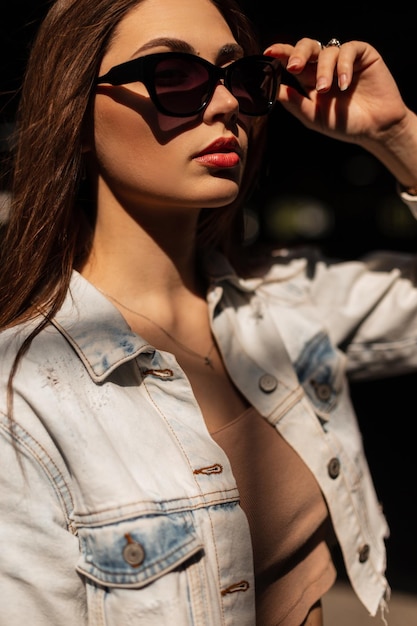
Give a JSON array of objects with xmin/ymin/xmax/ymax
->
[{"xmin": 97, "ymin": 51, "xmax": 280, "ymax": 117}]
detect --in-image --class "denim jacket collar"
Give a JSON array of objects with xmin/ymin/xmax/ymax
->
[
  {"xmin": 50, "ymin": 252, "xmax": 307, "ymax": 384},
  {"xmin": 50, "ymin": 271, "xmax": 150, "ymax": 383}
]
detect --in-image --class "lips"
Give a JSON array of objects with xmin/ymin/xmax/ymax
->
[{"xmin": 194, "ymin": 137, "xmax": 242, "ymax": 168}]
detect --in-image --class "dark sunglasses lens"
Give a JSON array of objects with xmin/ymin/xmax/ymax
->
[
  {"xmin": 153, "ymin": 57, "xmax": 210, "ymax": 115},
  {"xmin": 230, "ymin": 59, "xmax": 277, "ymax": 115}
]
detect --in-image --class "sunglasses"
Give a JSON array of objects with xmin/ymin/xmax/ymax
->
[{"xmin": 97, "ymin": 51, "xmax": 281, "ymax": 117}]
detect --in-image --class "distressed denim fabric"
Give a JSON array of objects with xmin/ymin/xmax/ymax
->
[{"xmin": 1, "ymin": 192, "xmax": 417, "ymax": 625}]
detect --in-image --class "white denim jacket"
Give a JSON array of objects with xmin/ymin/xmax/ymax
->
[{"xmin": 1, "ymin": 194, "xmax": 417, "ymax": 626}]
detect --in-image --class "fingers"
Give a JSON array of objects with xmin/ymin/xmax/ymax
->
[
  {"xmin": 264, "ymin": 39, "xmax": 322, "ymax": 66},
  {"xmin": 264, "ymin": 38, "xmax": 368, "ymax": 94},
  {"xmin": 315, "ymin": 40, "xmax": 360, "ymax": 93},
  {"xmin": 315, "ymin": 41, "xmax": 351, "ymax": 93}
]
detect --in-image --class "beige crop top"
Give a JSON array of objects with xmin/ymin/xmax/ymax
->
[{"xmin": 211, "ymin": 407, "xmax": 337, "ymax": 626}]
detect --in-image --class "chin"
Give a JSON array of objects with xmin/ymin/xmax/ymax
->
[
  {"xmin": 202, "ymin": 193, "xmax": 239, "ymax": 208},
  {"xmin": 204, "ymin": 180, "xmax": 240, "ymax": 206}
]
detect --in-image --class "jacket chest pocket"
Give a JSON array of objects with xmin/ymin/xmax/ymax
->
[
  {"xmin": 294, "ymin": 331, "xmax": 344, "ymax": 420},
  {"xmin": 76, "ymin": 511, "xmax": 208, "ymax": 625}
]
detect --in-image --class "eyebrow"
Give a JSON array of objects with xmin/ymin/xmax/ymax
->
[{"xmin": 130, "ymin": 38, "xmax": 244, "ymax": 62}]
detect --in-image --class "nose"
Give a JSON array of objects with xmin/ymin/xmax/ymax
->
[{"xmin": 203, "ymin": 81, "xmax": 239, "ymax": 122}]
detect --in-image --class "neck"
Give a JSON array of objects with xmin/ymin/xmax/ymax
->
[{"xmin": 81, "ymin": 200, "xmax": 205, "ymax": 304}]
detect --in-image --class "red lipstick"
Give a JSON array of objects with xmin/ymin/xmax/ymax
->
[{"xmin": 194, "ymin": 137, "xmax": 241, "ymax": 168}]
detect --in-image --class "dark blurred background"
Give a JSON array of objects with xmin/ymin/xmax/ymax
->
[{"xmin": 1, "ymin": 0, "xmax": 416, "ymax": 597}]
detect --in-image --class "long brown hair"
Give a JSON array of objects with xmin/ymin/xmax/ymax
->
[{"xmin": 0, "ymin": 0, "xmax": 268, "ymax": 337}]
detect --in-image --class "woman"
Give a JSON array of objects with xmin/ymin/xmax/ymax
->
[{"xmin": 1, "ymin": 0, "xmax": 417, "ymax": 624}]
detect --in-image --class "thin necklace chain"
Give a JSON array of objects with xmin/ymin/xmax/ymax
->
[{"xmin": 97, "ymin": 287, "xmax": 215, "ymax": 368}]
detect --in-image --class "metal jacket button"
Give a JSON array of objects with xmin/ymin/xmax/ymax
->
[
  {"xmin": 313, "ymin": 382, "xmax": 332, "ymax": 402},
  {"xmin": 358, "ymin": 544, "xmax": 370, "ymax": 563},
  {"xmin": 123, "ymin": 534, "xmax": 145, "ymax": 567},
  {"xmin": 259, "ymin": 374, "xmax": 278, "ymax": 393},
  {"xmin": 327, "ymin": 457, "xmax": 340, "ymax": 479}
]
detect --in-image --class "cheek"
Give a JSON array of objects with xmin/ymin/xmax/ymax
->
[{"xmin": 93, "ymin": 102, "xmax": 169, "ymax": 184}]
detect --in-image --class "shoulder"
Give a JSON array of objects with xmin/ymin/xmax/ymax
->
[
  {"xmin": 227, "ymin": 245, "xmax": 323, "ymax": 293},
  {"xmin": 0, "ymin": 317, "xmax": 44, "ymax": 365}
]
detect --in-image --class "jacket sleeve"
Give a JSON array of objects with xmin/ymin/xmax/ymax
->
[
  {"xmin": 307, "ymin": 192, "xmax": 417, "ymax": 379},
  {"xmin": 0, "ymin": 409, "xmax": 86, "ymax": 626}
]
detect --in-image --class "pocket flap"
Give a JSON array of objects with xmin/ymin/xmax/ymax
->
[{"xmin": 76, "ymin": 511, "xmax": 203, "ymax": 587}]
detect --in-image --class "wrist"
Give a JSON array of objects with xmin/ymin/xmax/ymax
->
[{"xmin": 361, "ymin": 109, "xmax": 417, "ymax": 189}]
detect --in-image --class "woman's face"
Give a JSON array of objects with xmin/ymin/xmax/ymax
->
[{"xmin": 91, "ymin": 0, "xmax": 251, "ymax": 217}]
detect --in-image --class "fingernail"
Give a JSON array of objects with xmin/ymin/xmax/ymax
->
[
  {"xmin": 316, "ymin": 77, "xmax": 327, "ymax": 92},
  {"xmin": 338, "ymin": 73, "xmax": 348, "ymax": 91},
  {"xmin": 286, "ymin": 57, "xmax": 301, "ymax": 70}
]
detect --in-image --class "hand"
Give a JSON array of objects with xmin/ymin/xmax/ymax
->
[{"xmin": 264, "ymin": 38, "xmax": 408, "ymax": 148}]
